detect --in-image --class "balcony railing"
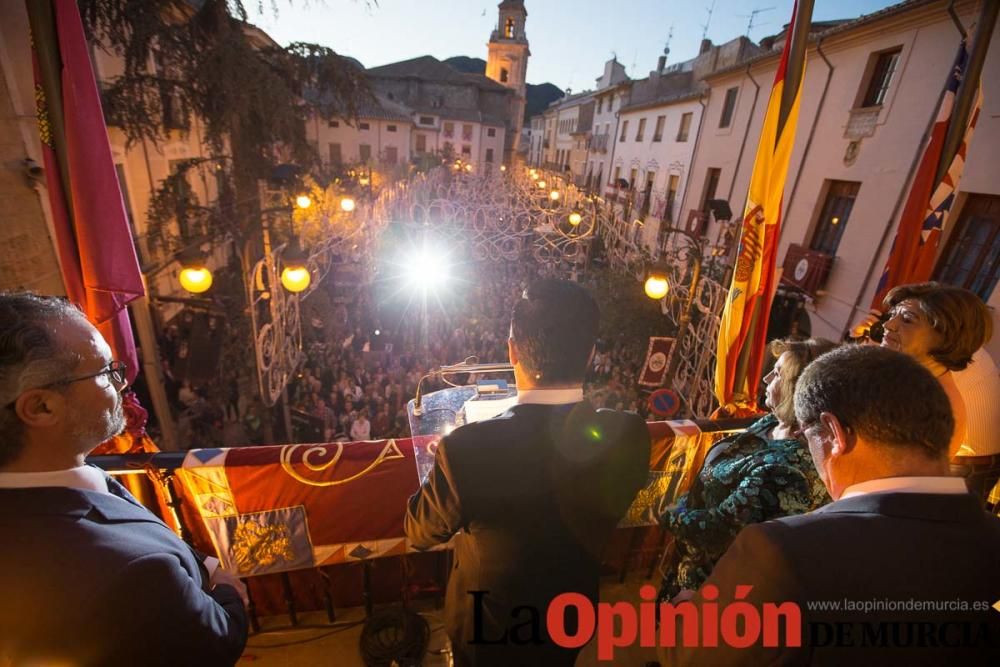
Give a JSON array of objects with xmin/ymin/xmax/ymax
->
[{"xmin": 588, "ymin": 134, "xmax": 609, "ymax": 153}]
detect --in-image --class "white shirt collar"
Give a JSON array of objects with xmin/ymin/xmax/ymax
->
[
  {"xmin": 516, "ymin": 387, "xmax": 584, "ymax": 405},
  {"xmin": 840, "ymin": 476, "xmax": 968, "ymax": 499},
  {"xmin": 0, "ymin": 466, "xmax": 109, "ymax": 494}
]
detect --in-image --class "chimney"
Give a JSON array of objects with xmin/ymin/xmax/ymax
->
[
  {"xmin": 657, "ymin": 55, "xmax": 666, "ymax": 73},
  {"xmin": 699, "ymin": 38, "xmax": 713, "ymax": 54}
]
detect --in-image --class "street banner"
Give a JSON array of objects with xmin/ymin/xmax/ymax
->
[
  {"xmin": 639, "ymin": 336, "xmax": 675, "ymax": 387},
  {"xmin": 26, "ymin": 0, "xmax": 145, "ymax": 378}
]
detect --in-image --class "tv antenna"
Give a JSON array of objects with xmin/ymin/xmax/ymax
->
[
  {"xmin": 664, "ymin": 25, "xmax": 674, "ymax": 60},
  {"xmin": 702, "ymin": 0, "xmax": 718, "ymax": 40},
  {"xmin": 740, "ymin": 6, "xmax": 775, "ymax": 36}
]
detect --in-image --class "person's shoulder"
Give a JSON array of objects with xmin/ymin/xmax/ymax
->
[{"xmin": 592, "ymin": 407, "xmax": 650, "ymax": 442}]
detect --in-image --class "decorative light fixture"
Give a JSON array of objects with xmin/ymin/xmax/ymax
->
[
  {"xmin": 280, "ymin": 265, "xmax": 311, "ymax": 293},
  {"xmin": 358, "ymin": 175, "xmax": 370, "ymax": 187},
  {"xmin": 340, "ymin": 197, "xmax": 356, "ymax": 212},
  {"xmin": 537, "ymin": 180, "xmax": 547, "ymax": 189},
  {"xmin": 568, "ymin": 209, "xmax": 583, "ymax": 226},
  {"xmin": 644, "ymin": 266, "xmax": 670, "ymax": 300},
  {"xmin": 549, "ymin": 190, "xmax": 560, "ymax": 201},
  {"xmin": 280, "ymin": 240, "xmax": 311, "ymax": 293},
  {"xmin": 500, "ymin": 165, "xmax": 507, "ymax": 172},
  {"xmin": 295, "ymin": 194, "xmax": 312, "ymax": 209},
  {"xmin": 178, "ymin": 250, "xmax": 213, "ymax": 294}
]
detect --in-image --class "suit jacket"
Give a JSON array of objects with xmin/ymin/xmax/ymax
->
[
  {"xmin": 662, "ymin": 492, "xmax": 1000, "ymax": 666},
  {"xmin": 0, "ymin": 481, "xmax": 248, "ymax": 666},
  {"xmin": 405, "ymin": 401, "xmax": 650, "ymax": 666}
]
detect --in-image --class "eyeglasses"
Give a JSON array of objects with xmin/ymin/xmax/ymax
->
[
  {"xmin": 48, "ymin": 360, "xmax": 128, "ymax": 390},
  {"xmin": 3, "ymin": 360, "xmax": 128, "ymax": 410}
]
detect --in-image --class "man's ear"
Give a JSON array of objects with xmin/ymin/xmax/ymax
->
[
  {"xmin": 14, "ymin": 390, "xmax": 62, "ymax": 429},
  {"xmin": 820, "ymin": 411, "xmax": 855, "ymax": 458},
  {"xmin": 507, "ymin": 337, "xmax": 518, "ymax": 366}
]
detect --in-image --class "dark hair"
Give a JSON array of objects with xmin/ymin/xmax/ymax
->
[
  {"xmin": 0, "ymin": 293, "xmax": 87, "ymax": 466},
  {"xmin": 794, "ymin": 345, "xmax": 953, "ymax": 458},
  {"xmin": 767, "ymin": 337, "xmax": 837, "ymax": 428},
  {"xmin": 510, "ymin": 279, "xmax": 599, "ymax": 385},
  {"xmin": 882, "ymin": 282, "xmax": 992, "ymax": 371}
]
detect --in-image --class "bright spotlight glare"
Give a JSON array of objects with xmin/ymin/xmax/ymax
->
[{"xmin": 406, "ymin": 249, "xmax": 450, "ymax": 289}]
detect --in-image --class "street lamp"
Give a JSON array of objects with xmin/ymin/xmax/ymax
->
[
  {"xmin": 280, "ymin": 240, "xmax": 311, "ymax": 293},
  {"xmin": 295, "ymin": 194, "xmax": 312, "ymax": 209},
  {"xmin": 644, "ymin": 266, "xmax": 670, "ymax": 300},
  {"xmin": 340, "ymin": 196, "xmax": 356, "ymax": 212},
  {"xmin": 177, "ymin": 250, "xmax": 213, "ymax": 294},
  {"xmin": 280, "ymin": 265, "xmax": 311, "ymax": 293}
]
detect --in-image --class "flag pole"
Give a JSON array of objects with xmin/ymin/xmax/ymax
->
[
  {"xmin": 934, "ymin": 0, "xmax": 997, "ymax": 185},
  {"xmin": 776, "ymin": 0, "xmax": 815, "ymax": 140}
]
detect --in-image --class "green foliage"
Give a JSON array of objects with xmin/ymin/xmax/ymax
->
[{"xmin": 588, "ymin": 266, "xmax": 675, "ymax": 345}]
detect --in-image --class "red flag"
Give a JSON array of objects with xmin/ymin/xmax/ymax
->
[
  {"xmin": 27, "ymin": 0, "xmax": 144, "ymax": 379},
  {"xmin": 871, "ymin": 41, "xmax": 978, "ymax": 307}
]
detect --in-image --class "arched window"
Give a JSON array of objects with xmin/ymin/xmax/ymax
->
[
  {"xmin": 504, "ymin": 17, "xmax": 515, "ymax": 38},
  {"xmin": 500, "ymin": 68, "xmax": 509, "ymax": 83}
]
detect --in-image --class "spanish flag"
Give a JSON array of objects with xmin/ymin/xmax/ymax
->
[{"xmin": 714, "ymin": 1, "xmax": 808, "ymax": 414}]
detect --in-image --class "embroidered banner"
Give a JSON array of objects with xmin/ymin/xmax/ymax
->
[
  {"xmin": 176, "ymin": 425, "xmax": 730, "ymax": 577},
  {"xmin": 639, "ymin": 337, "xmax": 675, "ymax": 387}
]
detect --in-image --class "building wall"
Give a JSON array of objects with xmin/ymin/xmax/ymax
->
[
  {"xmin": 0, "ymin": 0, "xmax": 64, "ymax": 294},
  {"xmin": 553, "ymin": 103, "xmax": 580, "ymax": 170},
  {"xmin": 307, "ymin": 114, "xmax": 413, "ymax": 167},
  {"xmin": 586, "ymin": 86, "xmax": 629, "ymax": 192},
  {"xmin": 685, "ymin": 0, "xmax": 1000, "ymax": 356}
]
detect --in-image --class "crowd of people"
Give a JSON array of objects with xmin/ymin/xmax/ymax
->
[
  {"xmin": 1, "ymin": 277, "xmax": 999, "ymax": 665},
  {"xmin": 277, "ymin": 257, "xmax": 656, "ymax": 447}
]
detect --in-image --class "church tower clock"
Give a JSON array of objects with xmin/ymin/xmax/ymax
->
[{"xmin": 486, "ymin": 0, "xmax": 529, "ymax": 156}]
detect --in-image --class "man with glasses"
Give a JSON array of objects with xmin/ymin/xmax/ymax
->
[
  {"xmin": 0, "ymin": 293, "xmax": 248, "ymax": 666},
  {"xmin": 660, "ymin": 345, "xmax": 1000, "ymax": 666}
]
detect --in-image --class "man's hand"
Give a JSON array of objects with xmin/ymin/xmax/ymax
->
[{"xmin": 211, "ymin": 568, "xmax": 249, "ymax": 607}]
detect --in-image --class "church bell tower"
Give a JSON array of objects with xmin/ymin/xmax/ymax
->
[{"xmin": 486, "ymin": 0, "xmax": 529, "ymax": 156}]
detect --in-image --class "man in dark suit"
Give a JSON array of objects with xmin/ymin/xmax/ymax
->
[
  {"xmin": 662, "ymin": 345, "xmax": 1000, "ymax": 666},
  {"xmin": 0, "ymin": 293, "xmax": 248, "ymax": 666},
  {"xmin": 405, "ymin": 279, "xmax": 651, "ymax": 666}
]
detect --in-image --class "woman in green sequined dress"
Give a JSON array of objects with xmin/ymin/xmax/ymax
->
[{"xmin": 657, "ymin": 337, "xmax": 836, "ymax": 602}]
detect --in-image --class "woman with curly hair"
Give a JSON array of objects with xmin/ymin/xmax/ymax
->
[{"xmin": 880, "ymin": 282, "xmax": 992, "ymax": 458}]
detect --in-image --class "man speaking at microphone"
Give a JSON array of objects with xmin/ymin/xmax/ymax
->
[{"xmin": 406, "ymin": 278, "xmax": 651, "ymax": 666}]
